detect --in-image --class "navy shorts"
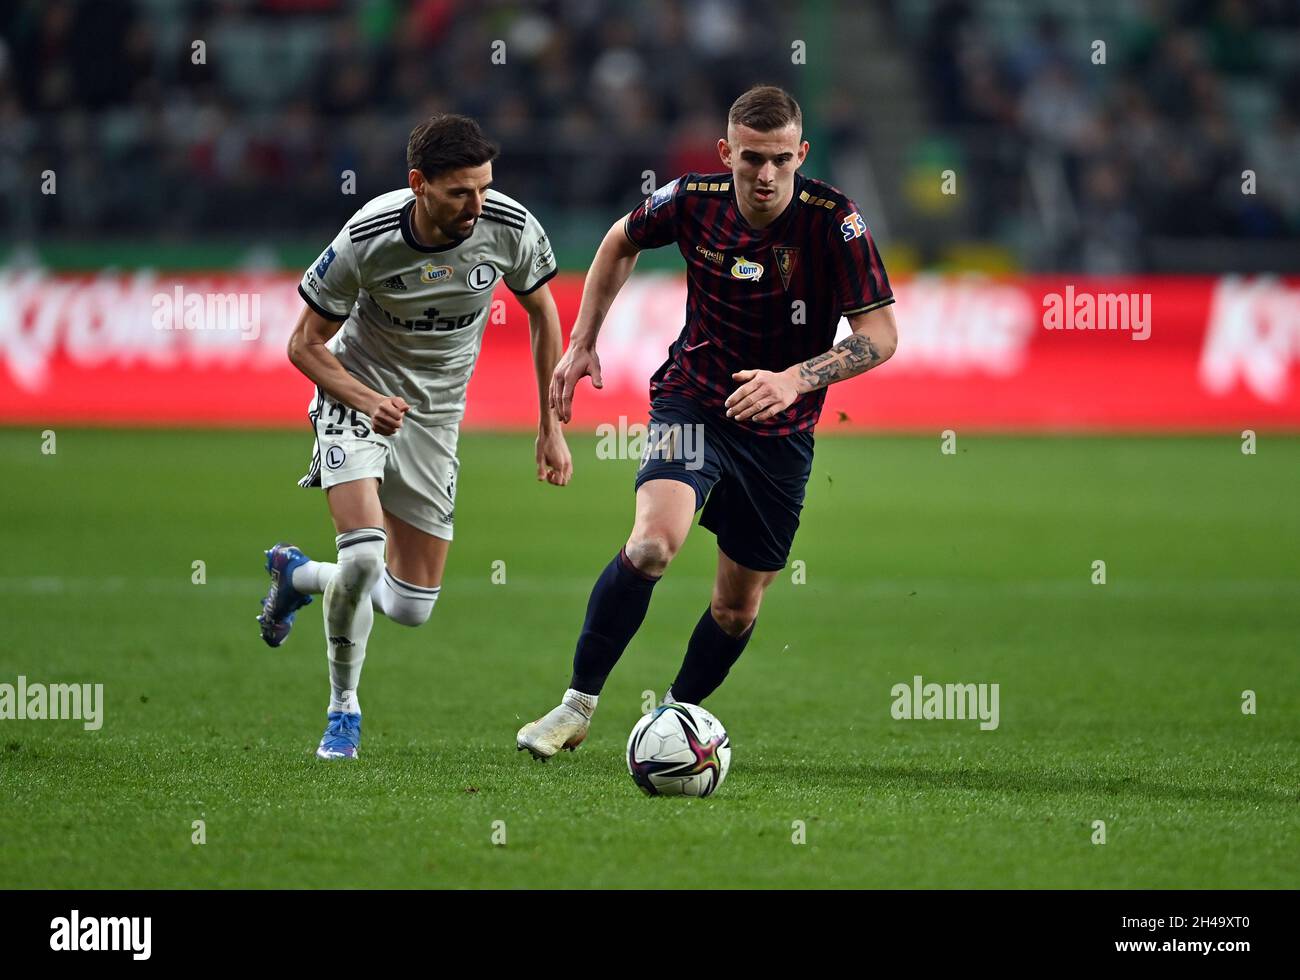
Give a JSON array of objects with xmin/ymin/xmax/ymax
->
[{"xmin": 634, "ymin": 396, "xmax": 814, "ymax": 572}]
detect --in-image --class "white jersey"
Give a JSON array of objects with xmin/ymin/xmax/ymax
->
[{"xmin": 298, "ymin": 187, "xmax": 556, "ymax": 425}]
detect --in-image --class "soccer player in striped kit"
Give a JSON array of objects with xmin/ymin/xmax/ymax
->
[{"xmin": 518, "ymin": 85, "xmax": 898, "ymax": 758}]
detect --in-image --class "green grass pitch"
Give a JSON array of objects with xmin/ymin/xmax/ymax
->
[{"xmin": 1, "ymin": 428, "xmax": 1297, "ymax": 888}]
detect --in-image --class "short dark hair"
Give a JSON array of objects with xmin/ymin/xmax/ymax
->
[
  {"xmin": 406, "ymin": 114, "xmax": 499, "ymax": 179},
  {"xmin": 727, "ymin": 85, "xmax": 802, "ymax": 133}
]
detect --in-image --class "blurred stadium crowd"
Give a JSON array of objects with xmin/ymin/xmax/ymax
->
[
  {"xmin": 1, "ymin": 0, "xmax": 1297, "ymax": 271},
  {"xmin": 908, "ymin": 0, "xmax": 1300, "ymax": 270}
]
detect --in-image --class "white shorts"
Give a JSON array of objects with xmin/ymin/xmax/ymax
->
[{"xmin": 298, "ymin": 388, "xmax": 459, "ymax": 540}]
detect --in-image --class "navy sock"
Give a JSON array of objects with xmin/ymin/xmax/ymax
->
[
  {"xmin": 569, "ymin": 549, "xmax": 661, "ymax": 695},
  {"xmin": 668, "ymin": 608, "xmax": 755, "ymax": 704}
]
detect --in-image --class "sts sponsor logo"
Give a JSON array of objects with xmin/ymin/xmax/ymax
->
[
  {"xmin": 841, "ymin": 211, "xmax": 867, "ymax": 242},
  {"xmin": 533, "ymin": 235, "xmax": 555, "ymax": 272}
]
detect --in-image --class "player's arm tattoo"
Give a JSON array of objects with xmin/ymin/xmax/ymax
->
[{"xmin": 796, "ymin": 333, "xmax": 884, "ymax": 392}]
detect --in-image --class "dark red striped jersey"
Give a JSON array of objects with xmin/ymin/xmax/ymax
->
[{"xmin": 623, "ymin": 171, "xmax": 893, "ymax": 436}]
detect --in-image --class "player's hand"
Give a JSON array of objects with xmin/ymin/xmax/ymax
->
[
  {"xmin": 549, "ymin": 344, "xmax": 603, "ymax": 424},
  {"xmin": 725, "ymin": 369, "xmax": 800, "ymax": 422},
  {"xmin": 535, "ymin": 427, "xmax": 573, "ymax": 486},
  {"xmin": 368, "ymin": 394, "xmax": 410, "ymax": 436}
]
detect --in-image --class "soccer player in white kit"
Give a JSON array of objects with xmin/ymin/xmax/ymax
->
[{"xmin": 257, "ymin": 114, "xmax": 572, "ymax": 759}]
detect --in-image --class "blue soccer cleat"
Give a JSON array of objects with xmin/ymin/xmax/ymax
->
[
  {"xmin": 257, "ymin": 542, "xmax": 313, "ymax": 648},
  {"xmin": 316, "ymin": 711, "xmax": 361, "ymax": 759}
]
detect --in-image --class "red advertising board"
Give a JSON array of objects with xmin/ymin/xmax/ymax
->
[{"xmin": 1, "ymin": 272, "xmax": 1297, "ymax": 431}]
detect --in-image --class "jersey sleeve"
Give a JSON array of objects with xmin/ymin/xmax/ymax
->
[
  {"xmin": 298, "ymin": 226, "xmax": 360, "ymax": 321},
  {"xmin": 828, "ymin": 202, "xmax": 894, "ymax": 317},
  {"xmin": 623, "ymin": 176, "xmax": 686, "ymax": 250},
  {"xmin": 504, "ymin": 211, "xmax": 558, "ymax": 295}
]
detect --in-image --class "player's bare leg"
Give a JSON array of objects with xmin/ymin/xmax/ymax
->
[
  {"xmin": 370, "ymin": 508, "xmax": 449, "ymax": 625},
  {"xmin": 663, "ymin": 549, "xmax": 777, "ymax": 705},
  {"xmin": 517, "ymin": 479, "xmax": 696, "ymax": 759}
]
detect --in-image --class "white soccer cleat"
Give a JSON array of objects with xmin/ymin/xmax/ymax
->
[{"xmin": 517, "ymin": 702, "xmax": 590, "ymax": 760}]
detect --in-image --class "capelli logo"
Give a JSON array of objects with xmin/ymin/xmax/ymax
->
[{"xmin": 50, "ymin": 910, "xmax": 151, "ymax": 960}]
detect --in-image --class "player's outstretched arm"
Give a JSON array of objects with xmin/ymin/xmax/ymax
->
[
  {"xmin": 286, "ymin": 303, "xmax": 409, "ymax": 435},
  {"xmin": 516, "ymin": 283, "xmax": 573, "ymax": 486},
  {"xmin": 725, "ymin": 305, "xmax": 898, "ymax": 423},
  {"xmin": 549, "ymin": 215, "xmax": 642, "ymax": 422}
]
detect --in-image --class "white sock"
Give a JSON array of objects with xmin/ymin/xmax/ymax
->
[
  {"xmin": 563, "ymin": 688, "xmax": 598, "ymax": 720},
  {"xmin": 333, "ymin": 688, "xmax": 361, "ymax": 716},
  {"xmin": 293, "ymin": 560, "xmax": 339, "ymax": 594},
  {"xmin": 295, "ymin": 562, "xmax": 440, "ymax": 630},
  {"xmin": 371, "ymin": 568, "xmax": 440, "ymax": 626},
  {"xmin": 325, "ymin": 528, "xmax": 386, "ymax": 713}
]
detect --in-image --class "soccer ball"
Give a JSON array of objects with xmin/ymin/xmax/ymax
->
[{"xmin": 626, "ymin": 702, "xmax": 731, "ymax": 797}]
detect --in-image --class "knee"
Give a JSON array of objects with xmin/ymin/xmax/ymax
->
[
  {"xmin": 710, "ymin": 593, "xmax": 761, "ymax": 637},
  {"xmin": 337, "ymin": 540, "xmax": 385, "ymax": 591},
  {"xmin": 625, "ymin": 530, "xmax": 681, "ymax": 576},
  {"xmin": 388, "ymin": 595, "xmax": 435, "ymax": 627},
  {"xmin": 376, "ymin": 572, "xmax": 439, "ymax": 627}
]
